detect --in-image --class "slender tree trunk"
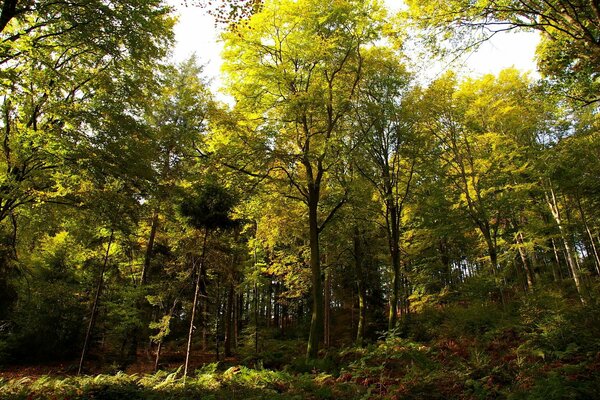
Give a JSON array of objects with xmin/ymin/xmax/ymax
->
[
  {"xmin": 546, "ymin": 186, "xmax": 585, "ymax": 303},
  {"xmin": 388, "ymin": 204, "xmax": 401, "ymax": 331},
  {"xmin": 266, "ymin": 281, "xmax": 272, "ymax": 326},
  {"xmin": 354, "ymin": 227, "xmax": 366, "ymax": 346},
  {"xmin": 254, "ymin": 281, "xmax": 259, "ymax": 354},
  {"xmin": 141, "ymin": 208, "xmax": 159, "ymax": 285},
  {"xmin": 233, "ymin": 292, "xmax": 238, "ymax": 350},
  {"xmin": 215, "ymin": 278, "xmax": 221, "ymax": 362},
  {"xmin": 576, "ymin": 195, "xmax": 600, "ymax": 276},
  {"xmin": 154, "ymin": 341, "xmax": 162, "ymax": 372},
  {"xmin": 236, "ymin": 292, "xmax": 243, "ymax": 347},
  {"xmin": 516, "ymin": 232, "xmax": 534, "ymax": 291},
  {"xmin": 184, "ymin": 230, "xmax": 209, "ymax": 379},
  {"xmin": 307, "ymin": 190, "xmax": 323, "ymax": 359},
  {"xmin": 273, "ymin": 283, "xmax": 280, "ymax": 331},
  {"xmin": 324, "ymin": 264, "xmax": 331, "ymax": 348},
  {"xmin": 78, "ymin": 230, "xmax": 114, "ymax": 375},
  {"xmin": 127, "ymin": 209, "xmax": 160, "ymax": 365},
  {"xmin": 551, "ymin": 238, "xmax": 563, "ymax": 281},
  {"xmin": 224, "ymin": 280, "xmax": 234, "ymax": 357},
  {"xmin": 199, "ymin": 259, "xmax": 209, "ymax": 351},
  {"xmin": 482, "ymin": 230, "xmax": 508, "ymax": 306}
]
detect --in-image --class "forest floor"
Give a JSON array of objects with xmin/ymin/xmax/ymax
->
[{"xmin": 2, "ymin": 294, "xmax": 600, "ymax": 399}]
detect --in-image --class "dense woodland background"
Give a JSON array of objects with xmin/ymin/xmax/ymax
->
[{"xmin": 0, "ymin": 0, "xmax": 600, "ymax": 398}]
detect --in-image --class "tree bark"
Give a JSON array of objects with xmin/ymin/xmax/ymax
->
[
  {"xmin": 0, "ymin": 0, "xmax": 18, "ymax": 34},
  {"xmin": 388, "ymin": 204, "xmax": 401, "ymax": 331},
  {"xmin": 306, "ymin": 190, "xmax": 323, "ymax": 359}
]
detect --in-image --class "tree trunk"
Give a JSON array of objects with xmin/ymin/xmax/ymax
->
[
  {"xmin": 546, "ymin": 187, "xmax": 585, "ymax": 303},
  {"xmin": 184, "ymin": 230, "xmax": 209, "ymax": 379},
  {"xmin": 0, "ymin": 0, "xmax": 18, "ymax": 34},
  {"xmin": 273, "ymin": 282, "xmax": 280, "ymax": 330},
  {"xmin": 388, "ymin": 204, "xmax": 401, "ymax": 331},
  {"xmin": 154, "ymin": 340, "xmax": 162, "ymax": 372},
  {"xmin": 236, "ymin": 292, "xmax": 243, "ymax": 347},
  {"xmin": 254, "ymin": 281, "xmax": 259, "ymax": 354},
  {"xmin": 215, "ymin": 278, "xmax": 221, "ymax": 362},
  {"xmin": 141, "ymin": 208, "xmax": 159, "ymax": 285},
  {"xmin": 353, "ymin": 227, "xmax": 366, "ymax": 346},
  {"xmin": 266, "ymin": 281, "xmax": 272, "ymax": 326},
  {"xmin": 516, "ymin": 232, "xmax": 534, "ymax": 291},
  {"xmin": 224, "ymin": 280, "xmax": 234, "ymax": 357},
  {"xmin": 128, "ymin": 208, "xmax": 160, "ymax": 365},
  {"xmin": 324, "ymin": 264, "xmax": 331, "ymax": 348},
  {"xmin": 78, "ymin": 230, "xmax": 114, "ymax": 375},
  {"xmin": 306, "ymin": 191, "xmax": 323, "ymax": 359},
  {"xmin": 550, "ymin": 238, "xmax": 563, "ymax": 281},
  {"xmin": 575, "ymin": 195, "xmax": 600, "ymax": 276}
]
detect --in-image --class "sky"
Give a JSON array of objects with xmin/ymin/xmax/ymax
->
[{"xmin": 166, "ymin": 1, "xmax": 540, "ymax": 92}]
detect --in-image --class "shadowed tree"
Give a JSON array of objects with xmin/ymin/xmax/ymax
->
[{"xmin": 180, "ymin": 181, "xmax": 237, "ymax": 378}]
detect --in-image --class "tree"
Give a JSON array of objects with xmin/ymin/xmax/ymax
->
[
  {"xmin": 180, "ymin": 181, "xmax": 237, "ymax": 378},
  {"xmin": 0, "ymin": 0, "xmax": 174, "ymax": 314},
  {"xmin": 353, "ymin": 47, "xmax": 419, "ymax": 330},
  {"xmin": 415, "ymin": 70, "xmax": 551, "ymax": 295},
  {"xmin": 0, "ymin": 0, "xmax": 173, "ymax": 219},
  {"xmin": 220, "ymin": 0, "xmax": 386, "ymax": 358},
  {"xmin": 141, "ymin": 57, "xmax": 213, "ymax": 284},
  {"xmin": 406, "ymin": 0, "xmax": 600, "ymax": 104}
]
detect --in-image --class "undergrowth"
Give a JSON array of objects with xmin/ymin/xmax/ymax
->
[{"xmin": 2, "ymin": 291, "xmax": 600, "ymax": 399}]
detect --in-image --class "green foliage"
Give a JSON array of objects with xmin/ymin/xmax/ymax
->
[
  {"xmin": 0, "ymin": 232, "xmax": 86, "ymax": 362},
  {"xmin": 517, "ymin": 291, "xmax": 600, "ymax": 360},
  {"xmin": 179, "ymin": 181, "xmax": 237, "ymax": 231},
  {"xmin": 405, "ymin": 0, "xmax": 600, "ymax": 103},
  {"xmin": 0, "ymin": 367, "xmax": 364, "ymax": 400}
]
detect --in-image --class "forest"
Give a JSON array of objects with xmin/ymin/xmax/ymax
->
[{"xmin": 0, "ymin": 0, "xmax": 599, "ymax": 398}]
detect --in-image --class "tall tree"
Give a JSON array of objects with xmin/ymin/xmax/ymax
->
[
  {"xmin": 220, "ymin": 0, "xmax": 386, "ymax": 358},
  {"xmin": 353, "ymin": 47, "xmax": 419, "ymax": 330},
  {"xmin": 416, "ymin": 70, "xmax": 552, "ymax": 294}
]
